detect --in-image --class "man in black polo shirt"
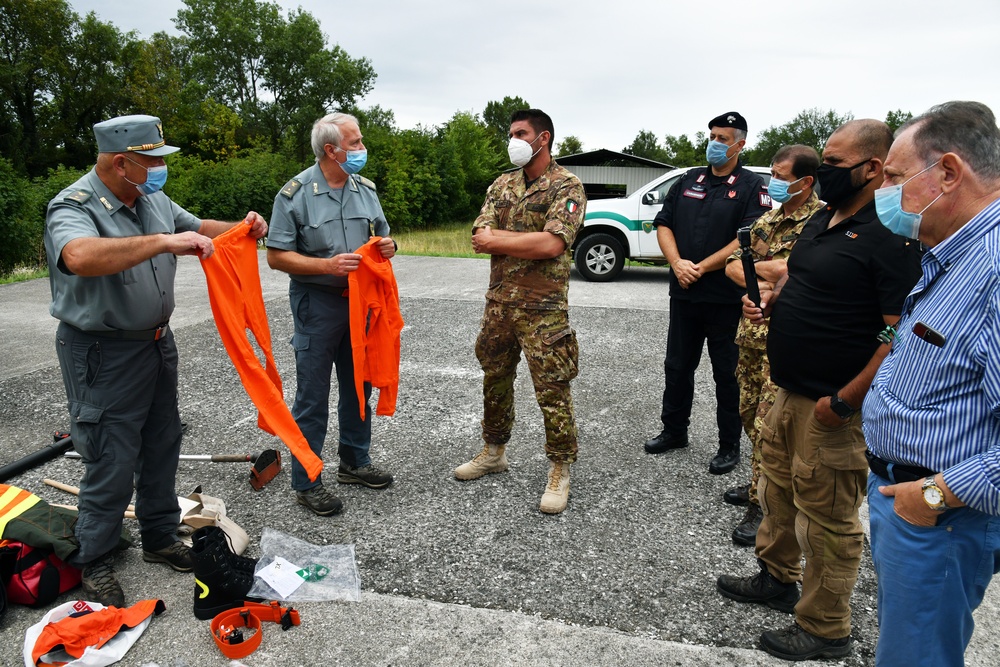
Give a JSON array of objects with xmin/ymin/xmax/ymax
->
[
  {"xmin": 716, "ymin": 120, "xmax": 922, "ymax": 661},
  {"xmin": 644, "ymin": 111, "xmax": 771, "ymax": 475}
]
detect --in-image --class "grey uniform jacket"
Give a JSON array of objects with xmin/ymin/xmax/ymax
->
[
  {"xmin": 267, "ymin": 164, "xmax": 389, "ymax": 290},
  {"xmin": 44, "ymin": 169, "xmax": 201, "ymax": 331}
]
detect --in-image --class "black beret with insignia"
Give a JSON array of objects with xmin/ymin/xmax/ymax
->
[{"xmin": 707, "ymin": 111, "xmax": 748, "ymax": 132}]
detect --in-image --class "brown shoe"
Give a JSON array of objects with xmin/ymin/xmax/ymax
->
[
  {"xmin": 142, "ymin": 540, "xmax": 194, "ymax": 572},
  {"xmin": 81, "ymin": 556, "xmax": 125, "ymax": 608}
]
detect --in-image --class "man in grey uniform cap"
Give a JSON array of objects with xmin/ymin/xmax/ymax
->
[{"xmin": 44, "ymin": 114, "xmax": 268, "ymax": 607}]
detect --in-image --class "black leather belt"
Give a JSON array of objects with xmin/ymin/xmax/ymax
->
[
  {"xmin": 71, "ymin": 323, "xmax": 169, "ymax": 341},
  {"xmin": 865, "ymin": 449, "xmax": 935, "ymax": 484}
]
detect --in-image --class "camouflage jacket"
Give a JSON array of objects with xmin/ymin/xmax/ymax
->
[
  {"xmin": 728, "ymin": 192, "xmax": 824, "ymax": 348},
  {"xmin": 473, "ymin": 160, "xmax": 586, "ymax": 310}
]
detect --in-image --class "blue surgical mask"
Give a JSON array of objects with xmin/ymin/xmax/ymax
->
[
  {"xmin": 706, "ymin": 140, "xmax": 738, "ymax": 167},
  {"xmin": 336, "ymin": 148, "xmax": 368, "ymax": 175},
  {"xmin": 124, "ymin": 157, "xmax": 168, "ymax": 196},
  {"xmin": 875, "ymin": 160, "xmax": 942, "ymax": 239},
  {"xmin": 767, "ymin": 176, "xmax": 806, "ymax": 204}
]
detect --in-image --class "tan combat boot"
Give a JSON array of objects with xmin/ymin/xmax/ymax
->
[
  {"xmin": 454, "ymin": 444, "xmax": 508, "ymax": 480},
  {"xmin": 539, "ymin": 462, "xmax": 570, "ymax": 514}
]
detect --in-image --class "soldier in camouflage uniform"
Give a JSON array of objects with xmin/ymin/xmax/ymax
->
[
  {"xmin": 454, "ymin": 109, "xmax": 586, "ymax": 515},
  {"xmin": 723, "ymin": 145, "xmax": 824, "ymax": 546}
]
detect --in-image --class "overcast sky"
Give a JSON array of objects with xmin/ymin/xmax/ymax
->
[{"xmin": 72, "ymin": 0, "xmax": 1000, "ymax": 153}]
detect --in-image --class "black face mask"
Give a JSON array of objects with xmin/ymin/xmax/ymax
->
[{"xmin": 816, "ymin": 158, "xmax": 871, "ymax": 208}]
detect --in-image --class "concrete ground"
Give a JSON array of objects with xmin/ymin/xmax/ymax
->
[{"xmin": 1, "ymin": 255, "xmax": 997, "ymax": 666}]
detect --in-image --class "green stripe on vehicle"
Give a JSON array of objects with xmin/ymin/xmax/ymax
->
[{"xmin": 584, "ymin": 211, "xmax": 644, "ymax": 231}]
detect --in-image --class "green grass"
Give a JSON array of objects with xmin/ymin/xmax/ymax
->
[
  {"xmin": 0, "ymin": 265, "xmax": 47, "ymax": 284},
  {"xmin": 394, "ymin": 221, "xmax": 483, "ymax": 259}
]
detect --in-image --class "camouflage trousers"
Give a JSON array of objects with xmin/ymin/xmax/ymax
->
[
  {"xmin": 475, "ymin": 301, "xmax": 579, "ymax": 463},
  {"xmin": 735, "ymin": 345, "xmax": 777, "ymax": 504}
]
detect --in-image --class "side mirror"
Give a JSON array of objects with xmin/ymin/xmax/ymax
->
[{"xmin": 642, "ymin": 191, "xmax": 660, "ymax": 205}]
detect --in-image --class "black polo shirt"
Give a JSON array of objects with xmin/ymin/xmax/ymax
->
[
  {"xmin": 653, "ymin": 162, "xmax": 769, "ymax": 304},
  {"xmin": 767, "ymin": 200, "xmax": 923, "ymax": 400}
]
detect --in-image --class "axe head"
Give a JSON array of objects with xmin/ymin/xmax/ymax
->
[{"xmin": 250, "ymin": 449, "xmax": 282, "ymax": 490}]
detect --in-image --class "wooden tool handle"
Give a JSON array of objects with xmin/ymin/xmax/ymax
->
[
  {"xmin": 44, "ymin": 478, "xmax": 135, "ymax": 512},
  {"xmin": 43, "ymin": 478, "xmax": 79, "ymax": 496}
]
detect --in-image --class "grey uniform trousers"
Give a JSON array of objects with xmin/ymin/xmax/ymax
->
[{"xmin": 56, "ymin": 322, "xmax": 183, "ymax": 565}]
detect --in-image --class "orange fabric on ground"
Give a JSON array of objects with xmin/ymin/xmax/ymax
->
[
  {"xmin": 32, "ymin": 599, "xmax": 165, "ymax": 665},
  {"xmin": 347, "ymin": 237, "xmax": 403, "ymax": 420},
  {"xmin": 200, "ymin": 222, "xmax": 322, "ymax": 482}
]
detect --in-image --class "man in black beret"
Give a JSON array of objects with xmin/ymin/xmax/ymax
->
[{"xmin": 644, "ymin": 111, "xmax": 770, "ymax": 475}]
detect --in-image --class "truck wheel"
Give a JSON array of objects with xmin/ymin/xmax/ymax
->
[{"xmin": 575, "ymin": 233, "xmax": 625, "ymax": 282}]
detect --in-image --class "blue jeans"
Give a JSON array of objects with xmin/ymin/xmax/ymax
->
[
  {"xmin": 868, "ymin": 472, "xmax": 1000, "ymax": 665},
  {"xmin": 288, "ymin": 282, "xmax": 372, "ymax": 490}
]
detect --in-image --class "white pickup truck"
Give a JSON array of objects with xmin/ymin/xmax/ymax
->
[{"xmin": 572, "ymin": 165, "xmax": 772, "ymax": 281}]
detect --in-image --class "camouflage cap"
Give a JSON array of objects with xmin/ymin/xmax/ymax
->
[
  {"xmin": 93, "ymin": 114, "xmax": 179, "ymax": 156},
  {"xmin": 708, "ymin": 111, "xmax": 748, "ymax": 132}
]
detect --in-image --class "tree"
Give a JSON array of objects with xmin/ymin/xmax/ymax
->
[
  {"xmin": 623, "ymin": 130, "xmax": 669, "ymax": 163},
  {"xmin": 743, "ymin": 108, "xmax": 853, "ymax": 166},
  {"xmin": 0, "ymin": 0, "xmax": 76, "ymax": 174},
  {"xmin": 556, "ymin": 135, "xmax": 583, "ymax": 157},
  {"xmin": 483, "ymin": 95, "xmax": 529, "ymax": 148},
  {"xmin": 663, "ymin": 133, "xmax": 704, "ymax": 167},
  {"xmin": 435, "ymin": 111, "xmax": 503, "ymax": 220},
  {"xmin": 175, "ymin": 0, "xmax": 375, "ymax": 156},
  {"xmin": 885, "ymin": 109, "xmax": 913, "ymax": 134},
  {"xmin": 120, "ymin": 33, "xmax": 193, "ymax": 147},
  {"xmin": 261, "ymin": 7, "xmax": 374, "ymax": 159},
  {"xmin": 44, "ymin": 13, "xmax": 137, "ymax": 169}
]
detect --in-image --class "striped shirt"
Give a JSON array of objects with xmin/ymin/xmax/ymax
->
[{"xmin": 863, "ymin": 197, "xmax": 1000, "ymax": 514}]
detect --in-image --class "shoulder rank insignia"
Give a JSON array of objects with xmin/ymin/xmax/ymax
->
[
  {"xmin": 356, "ymin": 175, "xmax": 377, "ymax": 191},
  {"xmin": 65, "ymin": 190, "xmax": 92, "ymax": 204},
  {"xmin": 279, "ymin": 179, "xmax": 302, "ymax": 199}
]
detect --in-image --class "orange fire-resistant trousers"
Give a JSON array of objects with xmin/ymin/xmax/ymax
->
[
  {"xmin": 347, "ymin": 237, "xmax": 403, "ymax": 420},
  {"xmin": 200, "ymin": 222, "xmax": 322, "ymax": 482}
]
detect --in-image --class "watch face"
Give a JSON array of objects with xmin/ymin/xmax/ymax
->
[
  {"xmin": 924, "ymin": 487, "xmax": 944, "ymax": 506},
  {"xmin": 831, "ymin": 398, "xmax": 853, "ymax": 418}
]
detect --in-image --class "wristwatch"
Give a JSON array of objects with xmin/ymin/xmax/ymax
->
[
  {"xmin": 829, "ymin": 395, "xmax": 856, "ymax": 419},
  {"xmin": 921, "ymin": 476, "xmax": 949, "ymax": 511}
]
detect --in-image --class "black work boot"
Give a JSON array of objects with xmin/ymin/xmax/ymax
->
[
  {"xmin": 760, "ymin": 622, "xmax": 853, "ymax": 661},
  {"xmin": 723, "ymin": 483, "xmax": 750, "ymax": 506},
  {"xmin": 716, "ymin": 559, "xmax": 800, "ymax": 613},
  {"xmin": 295, "ymin": 483, "xmax": 344, "ymax": 516},
  {"xmin": 191, "ymin": 525, "xmax": 259, "ymax": 620},
  {"xmin": 732, "ymin": 503, "xmax": 763, "ymax": 547},
  {"xmin": 644, "ymin": 431, "xmax": 688, "ymax": 454},
  {"xmin": 709, "ymin": 442, "xmax": 740, "ymax": 474}
]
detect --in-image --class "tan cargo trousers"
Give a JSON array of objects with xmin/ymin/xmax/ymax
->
[{"xmin": 756, "ymin": 387, "xmax": 867, "ymax": 639}]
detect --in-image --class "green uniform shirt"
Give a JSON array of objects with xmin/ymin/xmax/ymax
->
[
  {"xmin": 728, "ymin": 192, "xmax": 824, "ymax": 349},
  {"xmin": 44, "ymin": 169, "xmax": 201, "ymax": 331},
  {"xmin": 473, "ymin": 160, "xmax": 586, "ymax": 310},
  {"xmin": 267, "ymin": 164, "xmax": 389, "ymax": 289}
]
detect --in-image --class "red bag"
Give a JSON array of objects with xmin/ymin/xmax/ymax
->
[{"xmin": 0, "ymin": 540, "xmax": 81, "ymax": 606}]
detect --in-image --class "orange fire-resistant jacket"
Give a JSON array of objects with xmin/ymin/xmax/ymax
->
[
  {"xmin": 200, "ymin": 222, "xmax": 322, "ymax": 482},
  {"xmin": 347, "ymin": 237, "xmax": 403, "ymax": 420},
  {"xmin": 31, "ymin": 599, "xmax": 165, "ymax": 666}
]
